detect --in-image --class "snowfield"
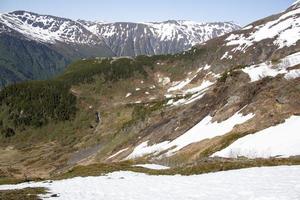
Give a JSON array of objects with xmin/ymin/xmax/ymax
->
[
  {"xmin": 0, "ymin": 166, "xmax": 300, "ymax": 200},
  {"xmin": 212, "ymin": 115, "xmax": 300, "ymax": 158},
  {"xmin": 127, "ymin": 110, "xmax": 254, "ymax": 159},
  {"xmin": 242, "ymin": 52, "xmax": 300, "ymax": 82},
  {"xmin": 225, "ymin": 6, "xmax": 300, "ymax": 52}
]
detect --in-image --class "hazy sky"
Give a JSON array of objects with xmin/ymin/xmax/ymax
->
[{"xmin": 0, "ymin": 0, "xmax": 296, "ymax": 26}]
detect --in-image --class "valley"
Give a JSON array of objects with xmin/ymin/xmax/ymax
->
[{"xmin": 0, "ymin": 1, "xmax": 300, "ymax": 199}]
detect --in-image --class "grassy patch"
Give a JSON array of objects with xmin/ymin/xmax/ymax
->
[
  {"xmin": 218, "ymin": 65, "xmax": 246, "ymax": 83},
  {"xmin": 0, "ymin": 187, "xmax": 47, "ymax": 200},
  {"xmin": 0, "ymin": 178, "xmax": 24, "ymax": 185},
  {"xmin": 54, "ymin": 157, "xmax": 300, "ymax": 179},
  {"xmin": 161, "ymin": 157, "xmax": 300, "ymax": 175},
  {"xmin": 0, "ymin": 177, "xmax": 44, "ymax": 186},
  {"xmin": 121, "ymin": 100, "xmax": 167, "ymax": 130},
  {"xmin": 199, "ymin": 131, "xmax": 251, "ymax": 157},
  {"xmin": 53, "ymin": 161, "xmax": 147, "ymax": 179}
]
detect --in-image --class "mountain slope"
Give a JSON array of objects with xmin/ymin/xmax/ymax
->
[
  {"xmin": 0, "ymin": 11, "xmax": 115, "ymax": 87},
  {"xmin": 0, "ymin": 11, "xmax": 239, "ymax": 87},
  {"xmin": 81, "ymin": 20, "xmax": 239, "ymax": 56}
]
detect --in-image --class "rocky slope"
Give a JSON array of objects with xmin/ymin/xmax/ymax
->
[
  {"xmin": 0, "ymin": 11, "xmax": 239, "ymax": 87},
  {"xmin": 80, "ymin": 20, "xmax": 239, "ymax": 56},
  {"xmin": 0, "ymin": 2, "xmax": 299, "ymax": 180}
]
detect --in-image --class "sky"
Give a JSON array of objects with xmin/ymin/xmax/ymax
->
[{"xmin": 0, "ymin": 0, "xmax": 296, "ymax": 26}]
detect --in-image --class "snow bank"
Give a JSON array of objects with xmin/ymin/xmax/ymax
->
[
  {"xmin": 107, "ymin": 148, "xmax": 128, "ymax": 160},
  {"xmin": 225, "ymin": 7, "xmax": 300, "ymax": 51},
  {"xmin": 126, "ymin": 141, "xmax": 170, "ymax": 159},
  {"xmin": 185, "ymin": 80, "xmax": 214, "ymax": 94},
  {"xmin": 167, "ymin": 80, "xmax": 214, "ymax": 107},
  {"xmin": 242, "ymin": 52, "xmax": 300, "ymax": 82},
  {"xmin": 127, "ymin": 110, "xmax": 254, "ymax": 159},
  {"xmin": 212, "ymin": 115, "xmax": 300, "ymax": 158},
  {"xmin": 1, "ymin": 166, "xmax": 300, "ymax": 200},
  {"xmin": 134, "ymin": 164, "xmax": 170, "ymax": 170},
  {"xmin": 167, "ymin": 76, "xmax": 195, "ymax": 92}
]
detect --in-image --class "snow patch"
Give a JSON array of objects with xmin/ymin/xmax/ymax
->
[
  {"xmin": 242, "ymin": 52, "xmax": 300, "ymax": 82},
  {"xmin": 158, "ymin": 76, "xmax": 171, "ymax": 86},
  {"xmin": 127, "ymin": 110, "xmax": 254, "ymax": 158},
  {"xmin": 134, "ymin": 164, "xmax": 170, "ymax": 170},
  {"xmin": 225, "ymin": 8, "xmax": 300, "ymax": 51},
  {"xmin": 107, "ymin": 148, "xmax": 129, "ymax": 160},
  {"xmin": 212, "ymin": 115, "xmax": 300, "ymax": 158}
]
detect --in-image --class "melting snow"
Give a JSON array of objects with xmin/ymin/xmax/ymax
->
[
  {"xmin": 125, "ymin": 93, "xmax": 132, "ymax": 98},
  {"xmin": 285, "ymin": 69, "xmax": 300, "ymax": 79},
  {"xmin": 126, "ymin": 141, "xmax": 170, "ymax": 159},
  {"xmin": 134, "ymin": 164, "xmax": 170, "ymax": 170},
  {"xmin": 203, "ymin": 64, "xmax": 211, "ymax": 70},
  {"xmin": 158, "ymin": 76, "xmax": 171, "ymax": 86},
  {"xmin": 212, "ymin": 115, "xmax": 300, "ymax": 158},
  {"xmin": 185, "ymin": 80, "xmax": 214, "ymax": 94},
  {"xmin": 1, "ymin": 166, "xmax": 300, "ymax": 200},
  {"xmin": 221, "ymin": 52, "xmax": 233, "ymax": 60},
  {"xmin": 167, "ymin": 73, "xmax": 199, "ymax": 92},
  {"xmin": 149, "ymin": 85, "xmax": 156, "ymax": 89},
  {"xmin": 127, "ymin": 110, "xmax": 254, "ymax": 159},
  {"xmin": 242, "ymin": 52, "xmax": 300, "ymax": 82},
  {"xmin": 167, "ymin": 80, "xmax": 214, "ymax": 107},
  {"xmin": 225, "ymin": 7, "xmax": 300, "ymax": 51},
  {"xmin": 107, "ymin": 148, "xmax": 129, "ymax": 160}
]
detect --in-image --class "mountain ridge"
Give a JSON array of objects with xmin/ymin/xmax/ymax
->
[{"xmin": 0, "ymin": 10, "xmax": 240, "ymax": 87}]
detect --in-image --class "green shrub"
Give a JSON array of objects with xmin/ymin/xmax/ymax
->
[
  {"xmin": 1, "ymin": 127, "xmax": 15, "ymax": 138},
  {"xmin": 0, "ymin": 80, "xmax": 77, "ymax": 127},
  {"xmin": 57, "ymin": 57, "xmax": 149, "ymax": 86}
]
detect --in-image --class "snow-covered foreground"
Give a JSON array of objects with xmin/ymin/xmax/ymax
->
[
  {"xmin": 212, "ymin": 115, "xmax": 300, "ymax": 158},
  {"xmin": 1, "ymin": 166, "xmax": 300, "ymax": 200}
]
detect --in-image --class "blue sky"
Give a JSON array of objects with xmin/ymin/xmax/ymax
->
[{"xmin": 0, "ymin": 0, "xmax": 296, "ymax": 26}]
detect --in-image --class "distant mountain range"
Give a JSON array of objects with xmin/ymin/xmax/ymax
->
[{"xmin": 0, "ymin": 10, "xmax": 240, "ymax": 87}]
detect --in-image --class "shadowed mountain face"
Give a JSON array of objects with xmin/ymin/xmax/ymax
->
[{"xmin": 0, "ymin": 10, "xmax": 240, "ymax": 87}]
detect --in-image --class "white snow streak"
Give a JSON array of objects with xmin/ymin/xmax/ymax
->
[{"xmin": 134, "ymin": 164, "xmax": 170, "ymax": 170}]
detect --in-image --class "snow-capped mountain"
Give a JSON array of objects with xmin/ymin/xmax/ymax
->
[
  {"xmin": 0, "ymin": 11, "xmax": 105, "ymax": 45},
  {"xmin": 0, "ymin": 10, "xmax": 240, "ymax": 56},
  {"xmin": 0, "ymin": 10, "xmax": 240, "ymax": 87},
  {"xmin": 80, "ymin": 20, "xmax": 240, "ymax": 56}
]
